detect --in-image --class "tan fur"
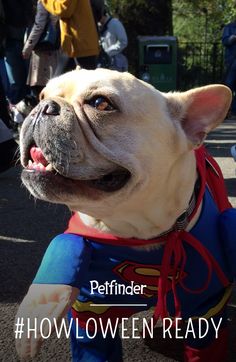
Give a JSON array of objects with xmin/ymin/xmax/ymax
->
[
  {"xmin": 29, "ymin": 69, "xmax": 231, "ymax": 238},
  {"xmin": 17, "ymin": 68, "xmax": 232, "ymax": 359}
]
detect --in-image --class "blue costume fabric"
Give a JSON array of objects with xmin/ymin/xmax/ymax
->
[{"xmin": 34, "ymin": 188, "xmax": 236, "ymax": 362}]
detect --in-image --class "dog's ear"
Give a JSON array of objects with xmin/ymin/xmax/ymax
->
[{"xmin": 166, "ymin": 85, "xmax": 232, "ymax": 147}]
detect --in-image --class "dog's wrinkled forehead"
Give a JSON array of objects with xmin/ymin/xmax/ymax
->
[
  {"xmin": 42, "ymin": 68, "xmax": 136, "ymax": 98},
  {"xmin": 41, "ymin": 68, "xmax": 165, "ymax": 114}
]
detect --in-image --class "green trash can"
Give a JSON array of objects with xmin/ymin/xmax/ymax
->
[{"xmin": 137, "ymin": 36, "xmax": 177, "ymax": 92}]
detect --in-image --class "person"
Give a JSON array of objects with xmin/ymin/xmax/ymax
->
[
  {"xmin": 90, "ymin": 0, "xmax": 105, "ymax": 27},
  {"xmin": 22, "ymin": 0, "xmax": 59, "ymax": 100},
  {"xmin": 0, "ymin": 0, "xmax": 11, "ymax": 103},
  {"xmin": 222, "ymin": 20, "xmax": 236, "ymax": 117},
  {"xmin": 41, "ymin": 0, "xmax": 100, "ymax": 74},
  {"xmin": 231, "ymin": 145, "xmax": 236, "ymax": 159},
  {"xmin": 0, "ymin": 72, "xmax": 19, "ymax": 173},
  {"xmin": 0, "ymin": 67, "xmax": 12, "ymax": 129},
  {"xmin": 0, "ymin": 117, "xmax": 19, "ymax": 173},
  {"xmin": 98, "ymin": 8, "xmax": 128, "ymax": 72},
  {"xmin": 2, "ymin": 0, "xmax": 34, "ymax": 104}
]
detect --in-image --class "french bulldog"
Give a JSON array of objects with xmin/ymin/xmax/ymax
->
[{"xmin": 16, "ymin": 68, "xmax": 234, "ymax": 361}]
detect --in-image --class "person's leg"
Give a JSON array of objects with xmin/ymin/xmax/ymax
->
[
  {"xmin": 0, "ymin": 58, "xmax": 10, "ymax": 97},
  {"xmin": 0, "ymin": 74, "xmax": 12, "ymax": 128},
  {"xmin": 224, "ymin": 59, "xmax": 236, "ymax": 115},
  {"xmin": 231, "ymin": 145, "xmax": 236, "ymax": 164},
  {"xmin": 110, "ymin": 54, "xmax": 128, "ymax": 72},
  {"xmin": 54, "ymin": 52, "xmax": 75, "ymax": 76},
  {"xmin": 0, "ymin": 118, "xmax": 19, "ymax": 173},
  {"xmin": 4, "ymin": 38, "xmax": 29, "ymax": 104},
  {"xmin": 75, "ymin": 56, "xmax": 97, "ymax": 70}
]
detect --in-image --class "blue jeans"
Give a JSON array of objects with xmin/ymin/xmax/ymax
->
[
  {"xmin": 4, "ymin": 38, "xmax": 29, "ymax": 104},
  {"xmin": 224, "ymin": 58, "xmax": 236, "ymax": 114}
]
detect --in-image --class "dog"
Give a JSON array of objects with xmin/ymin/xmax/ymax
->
[
  {"xmin": 10, "ymin": 95, "xmax": 38, "ymax": 133},
  {"xmin": 16, "ymin": 68, "xmax": 236, "ymax": 361}
]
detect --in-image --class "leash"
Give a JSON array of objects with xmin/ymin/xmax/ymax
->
[{"xmin": 66, "ymin": 146, "xmax": 231, "ymax": 322}]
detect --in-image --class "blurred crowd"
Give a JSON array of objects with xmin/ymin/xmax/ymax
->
[{"xmin": 0, "ymin": 0, "xmax": 128, "ymax": 173}]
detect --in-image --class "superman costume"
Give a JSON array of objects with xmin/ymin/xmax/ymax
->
[{"xmin": 33, "ymin": 146, "xmax": 236, "ymax": 362}]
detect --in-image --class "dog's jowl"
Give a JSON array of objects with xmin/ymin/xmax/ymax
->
[{"xmin": 16, "ymin": 68, "xmax": 236, "ymax": 361}]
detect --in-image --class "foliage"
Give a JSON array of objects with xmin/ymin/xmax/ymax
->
[
  {"xmin": 173, "ymin": 0, "xmax": 236, "ymax": 43},
  {"xmin": 105, "ymin": 0, "xmax": 236, "ymax": 87},
  {"xmin": 106, "ymin": 0, "xmax": 172, "ymax": 73},
  {"xmin": 106, "ymin": 0, "xmax": 236, "ymax": 46},
  {"xmin": 107, "ymin": 0, "xmax": 172, "ymax": 35}
]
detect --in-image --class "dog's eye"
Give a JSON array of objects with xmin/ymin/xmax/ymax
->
[{"xmin": 88, "ymin": 96, "xmax": 114, "ymax": 111}]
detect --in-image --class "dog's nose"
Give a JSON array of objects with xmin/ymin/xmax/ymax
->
[{"xmin": 41, "ymin": 100, "xmax": 61, "ymax": 116}]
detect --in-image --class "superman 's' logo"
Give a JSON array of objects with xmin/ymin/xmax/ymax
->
[{"xmin": 113, "ymin": 261, "xmax": 186, "ymax": 298}]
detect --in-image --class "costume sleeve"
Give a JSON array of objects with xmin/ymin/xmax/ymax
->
[
  {"xmin": 219, "ymin": 208, "xmax": 236, "ymax": 278},
  {"xmin": 105, "ymin": 19, "xmax": 128, "ymax": 57},
  {"xmin": 41, "ymin": 0, "xmax": 77, "ymax": 18},
  {"xmin": 33, "ymin": 233, "xmax": 92, "ymax": 289}
]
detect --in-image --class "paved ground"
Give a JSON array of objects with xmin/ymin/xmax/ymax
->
[{"xmin": 0, "ymin": 118, "xmax": 236, "ymax": 362}]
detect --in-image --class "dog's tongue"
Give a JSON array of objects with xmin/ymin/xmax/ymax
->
[{"xmin": 30, "ymin": 146, "xmax": 48, "ymax": 166}]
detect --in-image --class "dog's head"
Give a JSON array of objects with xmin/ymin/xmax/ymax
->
[{"xmin": 20, "ymin": 68, "xmax": 231, "ymax": 237}]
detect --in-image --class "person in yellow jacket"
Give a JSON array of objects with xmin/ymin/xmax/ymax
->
[{"xmin": 41, "ymin": 0, "xmax": 100, "ymax": 73}]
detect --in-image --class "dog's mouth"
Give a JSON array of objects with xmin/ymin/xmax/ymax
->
[{"xmin": 23, "ymin": 145, "xmax": 131, "ymax": 193}]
